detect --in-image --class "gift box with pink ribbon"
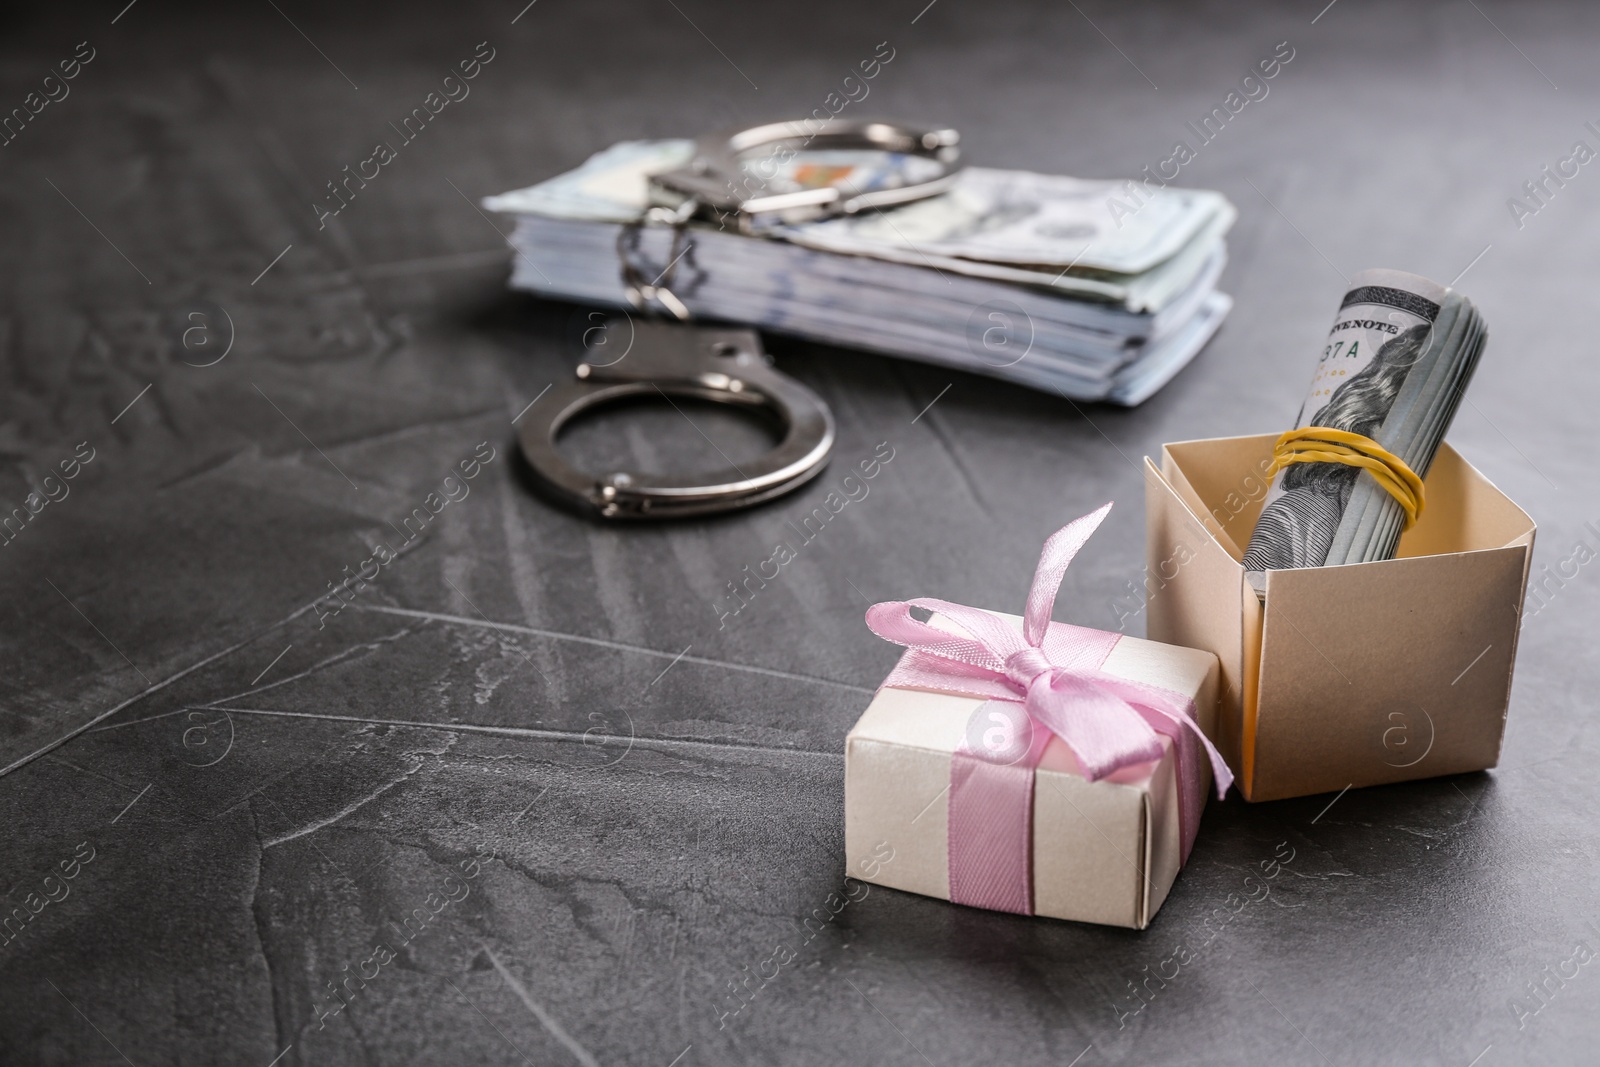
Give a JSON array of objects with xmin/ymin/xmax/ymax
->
[{"xmin": 844, "ymin": 504, "xmax": 1230, "ymax": 928}]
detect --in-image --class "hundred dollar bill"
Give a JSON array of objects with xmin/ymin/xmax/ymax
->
[
  {"xmin": 784, "ymin": 166, "xmax": 1231, "ymax": 276},
  {"xmin": 1242, "ymin": 269, "xmax": 1487, "ymax": 593},
  {"xmin": 484, "ymin": 139, "xmax": 1232, "ymax": 312},
  {"xmin": 484, "ymin": 137, "xmax": 1237, "ymax": 404}
]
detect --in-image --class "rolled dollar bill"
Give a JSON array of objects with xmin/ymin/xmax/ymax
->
[{"xmin": 1242, "ymin": 268, "xmax": 1487, "ymax": 594}]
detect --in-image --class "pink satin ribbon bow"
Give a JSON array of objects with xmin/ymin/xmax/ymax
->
[{"xmin": 865, "ymin": 502, "xmax": 1233, "ymax": 915}]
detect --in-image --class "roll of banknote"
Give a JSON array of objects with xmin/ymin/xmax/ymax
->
[{"xmin": 1242, "ymin": 268, "xmax": 1487, "ymax": 594}]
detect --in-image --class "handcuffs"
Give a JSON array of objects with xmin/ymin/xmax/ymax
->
[{"xmin": 518, "ymin": 119, "xmax": 962, "ymax": 520}]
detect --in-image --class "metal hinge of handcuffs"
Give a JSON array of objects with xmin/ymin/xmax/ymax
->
[{"xmin": 518, "ymin": 119, "xmax": 962, "ymax": 519}]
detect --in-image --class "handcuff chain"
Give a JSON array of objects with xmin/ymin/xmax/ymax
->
[{"xmin": 617, "ymin": 200, "xmax": 698, "ymax": 321}]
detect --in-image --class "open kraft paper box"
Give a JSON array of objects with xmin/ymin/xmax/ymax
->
[{"xmin": 1144, "ymin": 433, "xmax": 1535, "ymax": 803}]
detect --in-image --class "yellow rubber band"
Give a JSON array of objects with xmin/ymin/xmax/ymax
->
[{"xmin": 1268, "ymin": 426, "xmax": 1426, "ymax": 530}]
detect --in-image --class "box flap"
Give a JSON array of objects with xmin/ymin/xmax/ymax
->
[
  {"xmin": 1156, "ymin": 448, "xmax": 1242, "ymax": 560},
  {"xmin": 1162, "ymin": 434, "xmax": 1281, "ymax": 561},
  {"xmin": 1144, "ymin": 456, "xmax": 1248, "ymax": 772},
  {"xmin": 1239, "ymin": 576, "xmax": 1265, "ymax": 799},
  {"xmin": 1396, "ymin": 442, "xmax": 1537, "ymax": 558}
]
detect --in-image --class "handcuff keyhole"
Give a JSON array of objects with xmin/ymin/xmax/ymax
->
[{"xmin": 709, "ymin": 341, "xmax": 740, "ymax": 359}]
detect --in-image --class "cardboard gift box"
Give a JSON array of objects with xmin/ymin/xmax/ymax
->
[
  {"xmin": 1144, "ymin": 433, "xmax": 1536, "ymax": 802},
  {"xmin": 844, "ymin": 505, "xmax": 1227, "ymax": 929}
]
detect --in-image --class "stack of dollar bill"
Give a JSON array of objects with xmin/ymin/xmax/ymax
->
[
  {"xmin": 1242, "ymin": 268, "xmax": 1487, "ymax": 594},
  {"xmin": 484, "ymin": 140, "xmax": 1236, "ymax": 405}
]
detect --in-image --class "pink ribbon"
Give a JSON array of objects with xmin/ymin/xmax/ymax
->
[{"xmin": 865, "ymin": 502, "xmax": 1232, "ymax": 915}]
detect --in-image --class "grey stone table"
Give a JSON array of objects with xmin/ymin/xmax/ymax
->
[{"xmin": 2, "ymin": 1, "xmax": 1597, "ymax": 1064}]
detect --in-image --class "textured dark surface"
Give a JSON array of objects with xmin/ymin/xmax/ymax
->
[{"xmin": 2, "ymin": 1, "xmax": 1597, "ymax": 1064}]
